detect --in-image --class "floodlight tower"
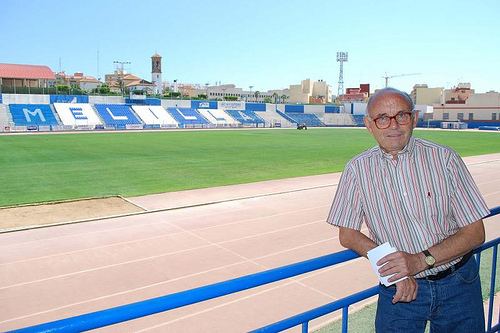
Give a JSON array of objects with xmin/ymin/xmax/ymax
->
[{"xmin": 336, "ymin": 52, "xmax": 348, "ymax": 97}]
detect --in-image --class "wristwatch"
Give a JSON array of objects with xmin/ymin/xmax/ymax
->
[{"xmin": 423, "ymin": 250, "xmax": 436, "ymax": 268}]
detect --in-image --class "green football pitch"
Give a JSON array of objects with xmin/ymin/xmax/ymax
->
[{"xmin": 0, "ymin": 128, "xmax": 499, "ymax": 207}]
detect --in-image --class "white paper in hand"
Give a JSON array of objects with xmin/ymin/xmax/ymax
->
[{"xmin": 367, "ymin": 242, "xmax": 408, "ymax": 286}]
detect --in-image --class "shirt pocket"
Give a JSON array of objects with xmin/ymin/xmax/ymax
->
[{"xmin": 424, "ymin": 192, "xmax": 453, "ymax": 233}]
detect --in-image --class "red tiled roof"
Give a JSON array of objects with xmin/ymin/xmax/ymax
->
[{"xmin": 0, "ymin": 63, "xmax": 55, "ymax": 80}]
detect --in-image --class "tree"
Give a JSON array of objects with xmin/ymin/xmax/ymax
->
[
  {"xmin": 264, "ymin": 97, "xmax": 272, "ymax": 103},
  {"xmin": 99, "ymin": 84, "xmax": 110, "ymax": 94},
  {"xmin": 272, "ymin": 92, "xmax": 278, "ymax": 103},
  {"xmin": 56, "ymin": 85, "xmax": 69, "ymax": 93},
  {"xmin": 254, "ymin": 91, "xmax": 260, "ymax": 102},
  {"xmin": 280, "ymin": 94, "xmax": 288, "ymax": 104}
]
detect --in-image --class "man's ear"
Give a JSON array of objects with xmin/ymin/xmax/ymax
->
[
  {"xmin": 412, "ymin": 111, "xmax": 419, "ymax": 128},
  {"xmin": 364, "ymin": 116, "xmax": 373, "ymax": 134}
]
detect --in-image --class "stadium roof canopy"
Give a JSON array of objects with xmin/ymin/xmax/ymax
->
[{"xmin": 0, "ymin": 63, "xmax": 55, "ymax": 80}]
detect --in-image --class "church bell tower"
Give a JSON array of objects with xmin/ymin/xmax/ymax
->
[{"xmin": 151, "ymin": 53, "xmax": 162, "ymax": 94}]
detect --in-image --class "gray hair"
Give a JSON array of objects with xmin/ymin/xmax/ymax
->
[{"xmin": 366, "ymin": 87, "xmax": 414, "ymax": 115}]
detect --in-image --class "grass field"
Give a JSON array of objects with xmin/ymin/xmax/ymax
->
[{"xmin": 0, "ymin": 128, "xmax": 499, "ymax": 207}]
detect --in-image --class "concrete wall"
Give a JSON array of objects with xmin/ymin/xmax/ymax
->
[
  {"xmin": 1, "ymin": 94, "xmax": 50, "ymax": 104},
  {"xmin": 414, "ymin": 87, "xmax": 443, "ymax": 105}
]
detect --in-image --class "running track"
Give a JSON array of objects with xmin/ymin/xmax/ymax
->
[{"xmin": 1, "ymin": 153, "xmax": 499, "ymax": 332}]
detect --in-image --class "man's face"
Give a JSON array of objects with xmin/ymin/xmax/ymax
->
[{"xmin": 364, "ymin": 92, "xmax": 417, "ymax": 157}]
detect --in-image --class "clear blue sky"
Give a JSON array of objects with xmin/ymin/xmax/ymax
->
[{"xmin": 1, "ymin": 0, "xmax": 499, "ymax": 94}]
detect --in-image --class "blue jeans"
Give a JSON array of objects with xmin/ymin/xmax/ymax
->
[{"xmin": 375, "ymin": 256, "xmax": 484, "ymax": 333}]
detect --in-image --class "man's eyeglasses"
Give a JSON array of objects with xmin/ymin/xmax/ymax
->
[{"xmin": 370, "ymin": 111, "xmax": 414, "ymax": 129}]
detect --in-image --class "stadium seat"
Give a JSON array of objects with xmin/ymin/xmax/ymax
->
[
  {"xmin": 166, "ymin": 108, "xmax": 209, "ymax": 127},
  {"xmin": 198, "ymin": 109, "xmax": 238, "ymax": 125},
  {"xmin": 53, "ymin": 103, "xmax": 103, "ymax": 127},
  {"xmin": 94, "ymin": 104, "xmax": 142, "ymax": 128},
  {"xmin": 276, "ymin": 111, "xmax": 325, "ymax": 127},
  {"xmin": 131, "ymin": 105, "xmax": 178, "ymax": 127},
  {"xmin": 225, "ymin": 110, "xmax": 265, "ymax": 126},
  {"xmin": 9, "ymin": 104, "xmax": 59, "ymax": 126}
]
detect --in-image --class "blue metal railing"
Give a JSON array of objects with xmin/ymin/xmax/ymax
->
[
  {"xmin": 252, "ymin": 238, "xmax": 500, "ymax": 333},
  {"xmin": 12, "ymin": 206, "xmax": 500, "ymax": 333}
]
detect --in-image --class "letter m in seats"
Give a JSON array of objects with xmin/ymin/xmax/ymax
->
[{"xmin": 23, "ymin": 108, "xmax": 45, "ymax": 123}]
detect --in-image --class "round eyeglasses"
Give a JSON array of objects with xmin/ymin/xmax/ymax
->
[{"xmin": 370, "ymin": 111, "xmax": 414, "ymax": 129}]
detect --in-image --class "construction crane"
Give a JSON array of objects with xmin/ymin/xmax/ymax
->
[{"xmin": 382, "ymin": 72, "xmax": 421, "ymax": 87}]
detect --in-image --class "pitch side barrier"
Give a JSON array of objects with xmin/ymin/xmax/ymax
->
[{"xmin": 13, "ymin": 206, "xmax": 500, "ymax": 333}]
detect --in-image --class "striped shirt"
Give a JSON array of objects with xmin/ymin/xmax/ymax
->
[{"xmin": 327, "ymin": 136, "xmax": 489, "ymax": 278}]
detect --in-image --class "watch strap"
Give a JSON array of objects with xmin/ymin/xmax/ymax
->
[{"xmin": 423, "ymin": 249, "xmax": 435, "ymax": 268}]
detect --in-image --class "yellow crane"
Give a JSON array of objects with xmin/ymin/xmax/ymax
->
[{"xmin": 382, "ymin": 72, "xmax": 421, "ymax": 87}]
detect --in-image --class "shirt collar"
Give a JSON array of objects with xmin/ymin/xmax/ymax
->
[{"xmin": 378, "ymin": 136, "xmax": 416, "ymax": 161}]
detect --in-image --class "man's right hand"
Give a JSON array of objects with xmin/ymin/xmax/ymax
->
[{"xmin": 392, "ymin": 276, "xmax": 418, "ymax": 304}]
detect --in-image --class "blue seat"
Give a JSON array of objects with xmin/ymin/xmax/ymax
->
[
  {"xmin": 166, "ymin": 108, "xmax": 209, "ymax": 126},
  {"xmin": 9, "ymin": 104, "xmax": 59, "ymax": 126},
  {"xmin": 352, "ymin": 115, "xmax": 365, "ymax": 127},
  {"xmin": 94, "ymin": 104, "xmax": 142, "ymax": 127},
  {"xmin": 226, "ymin": 110, "xmax": 265, "ymax": 125},
  {"xmin": 283, "ymin": 112, "xmax": 325, "ymax": 127}
]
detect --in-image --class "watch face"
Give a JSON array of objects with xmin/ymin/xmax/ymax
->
[{"xmin": 425, "ymin": 256, "xmax": 436, "ymax": 266}]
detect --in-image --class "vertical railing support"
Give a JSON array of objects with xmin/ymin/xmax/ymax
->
[
  {"xmin": 301, "ymin": 321, "xmax": 308, "ymax": 333},
  {"xmin": 342, "ymin": 306, "xmax": 349, "ymax": 333},
  {"xmin": 487, "ymin": 244, "xmax": 498, "ymax": 332}
]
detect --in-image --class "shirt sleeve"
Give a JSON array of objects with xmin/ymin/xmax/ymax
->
[
  {"xmin": 447, "ymin": 150, "xmax": 490, "ymax": 227},
  {"xmin": 326, "ymin": 162, "xmax": 364, "ymax": 230}
]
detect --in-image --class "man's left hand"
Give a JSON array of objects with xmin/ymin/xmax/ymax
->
[{"xmin": 377, "ymin": 251, "xmax": 424, "ymax": 282}]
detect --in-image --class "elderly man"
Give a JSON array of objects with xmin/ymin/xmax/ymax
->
[{"xmin": 327, "ymin": 87, "xmax": 489, "ymax": 332}]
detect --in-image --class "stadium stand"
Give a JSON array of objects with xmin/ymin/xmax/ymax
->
[
  {"xmin": 53, "ymin": 103, "xmax": 103, "ymax": 128},
  {"xmin": 252, "ymin": 108, "xmax": 293, "ymax": 128},
  {"xmin": 276, "ymin": 109, "xmax": 298, "ymax": 124},
  {"xmin": 225, "ymin": 110, "xmax": 265, "ymax": 126},
  {"xmin": 131, "ymin": 105, "xmax": 178, "ymax": 127},
  {"xmin": 8, "ymin": 104, "xmax": 59, "ymax": 126},
  {"xmin": 166, "ymin": 107, "xmax": 209, "ymax": 127},
  {"xmin": 198, "ymin": 109, "xmax": 238, "ymax": 126},
  {"xmin": 94, "ymin": 104, "xmax": 142, "ymax": 129},
  {"xmin": 322, "ymin": 113, "xmax": 354, "ymax": 126},
  {"xmin": 125, "ymin": 98, "xmax": 161, "ymax": 106},
  {"xmin": 0, "ymin": 104, "xmax": 13, "ymax": 130},
  {"xmin": 50, "ymin": 95, "xmax": 89, "ymax": 103},
  {"xmin": 351, "ymin": 115, "xmax": 365, "ymax": 127},
  {"xmin": 284, "ymin": 113, "xmax": 324, "ymax": 127}
]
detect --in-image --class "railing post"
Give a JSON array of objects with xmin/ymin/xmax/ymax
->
[
  {"xmin": 342, "ymin": 306, "xmax": 349, "ymax": 333},
  {"xmin": 301, "ymin": 321, "xmax": 308, "ymax": 333},
  {"xmin": 487, "ymin": 244, "xmax": 498, "ymax": 332}
]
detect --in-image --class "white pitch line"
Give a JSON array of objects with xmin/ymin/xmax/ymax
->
[
  {"xmin": 135, "ymin": 280, "xmax": 307, "ymax": 332},
  {"xmin": 0, "ymin": 260, "xmax": 249, "ymax": 325},
  {"xmin": 0, "ymin": 219, "xmax": 325, "ymax": 289},
  {"xmin": 0, "ymin": 196, "xmax": 331, "ymax": 248},
  {"xmin": 1, "ymin": 204, "xmax": 330, "ymax": 266},
  {"xmin": 0, "ymin": 222, "xmax": 344, "ymax": 325}
]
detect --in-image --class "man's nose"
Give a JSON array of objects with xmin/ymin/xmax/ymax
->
[{"xmin": 390, "ymin": 117, "xmax": 399, "ymax": 128}]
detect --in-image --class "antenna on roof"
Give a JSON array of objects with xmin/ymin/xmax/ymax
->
[{"xmin": 97, "ymin": 48, "xmax": 100, "ymax": 81}]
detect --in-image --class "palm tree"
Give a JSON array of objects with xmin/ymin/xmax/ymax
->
[
  {"xmin": 280, "ymin": 94, "xmax": 288, "ymax": 104},
  {"xmin": 254, "ymin": 91, "xmax": 260, "ymax": 102},
  {"xmin": 272, "ymin": 92, "xmax": 278, "ymax": 104}
]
